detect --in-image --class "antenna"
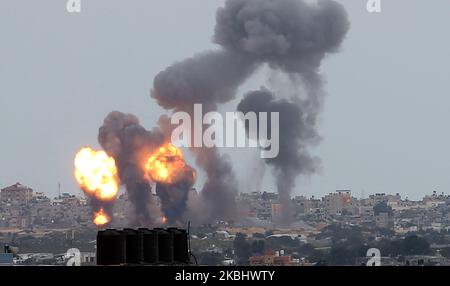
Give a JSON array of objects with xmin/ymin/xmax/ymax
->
[
  {"xmin": 187, "ymin": 220, "xmax": 198, "ymax": 265},
  {"xmin": 58, "ymin": 182, "xmax": 61, "ymax": 198},
  {"xmin": 187, "ymin": 220, "xmax": 191, "ymax": 255}
]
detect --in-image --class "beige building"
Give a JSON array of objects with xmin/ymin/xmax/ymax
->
[
  {"xmin": 322, "ymin": 190, "xmax": 360, "ymax": 216},
  {"xmin": 249, "ymin": 251, "xmax": 309, "ymax": 266},
  {"xmin": 1, "ymin": 183, "xmax": 33, "ymax": 205}
]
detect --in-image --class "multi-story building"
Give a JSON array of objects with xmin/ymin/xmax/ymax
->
[
  {"xmin": 1, "ymin": 183, "xmax": 33, "ymax": 205},
  {"xmin": 249, "ymin": 250, "xmax": 307, "ymax": 266},
  {"xmin": 293, "ymin": 196, "xmax": 315, "ymax": 215},
  {"xmin": 375, "ymin": 212, "xmax": 394, "ymax": 229},
  {"xmin": 322, "ymin": 190, "xmax": 360, "ymax": 216}
]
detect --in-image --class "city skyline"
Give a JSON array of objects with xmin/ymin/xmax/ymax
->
[
  {"xmin": 1, "ymin": 1, "xmax": 450, "ymax": 202},
  {"xmin": 1, "ymin": 180, "xmax": 447, "ymax": 203},
  {"xmin": 2, "ymin": 178, "xmax": 450, "ymax": 266}
]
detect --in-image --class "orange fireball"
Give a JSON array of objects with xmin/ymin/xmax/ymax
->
[
  {"xmin": 145, "ymin": 143, "xmax": 193, "ymax": 184},
  {"xmin": 93, "ymin": 208, "xmax": 110, "ymax": 226},
  {"xmin": 74, "ymin": 147, "xmax": 119, "ymax": 201}
]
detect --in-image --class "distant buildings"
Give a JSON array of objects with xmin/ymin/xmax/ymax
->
[
  {"xmin": 2, "ymin": 181, "xmax": 450, "ymax": 266},
  {"xmin": 0, "ymin": 182, "xmax": 170, "ymax": 230},
  {"xmin": 271, "ymin": 203, "xmax": 282, "ymax": 220},
  {"xmin": 1, "ymin": 181, "xmax": 450, "ymax": 241},
  {"xmin": 1, "ymin": 183, "xmax": 33, "ymax": 205},
  {"xmin": 293, "ymin": 195, "xmax": 320, "ymax": 216},
  {"xmin": 0, "ymin": 253, "xmax": 13, "ymax": 265},
  {"xmin": 235, "ymin": 189, "xmax": 450, "ymax": 237},
  {"xmin": 80, "ymin": 252, "xmax": 96, "ymax": 265},
  {"xmin": 375, "ymin": 212, "xmax": 393, "ymax": 229},
  {"xmin": 0, "ymin": 182, "xmax": 92, "ymax": 229},
  {"xmin": 322, "ymin": 190, "xmax": 360, "ymax": 216},
  {"xmin": 249, "ymin": 250, "xmax": 312, "ymax": 266}
]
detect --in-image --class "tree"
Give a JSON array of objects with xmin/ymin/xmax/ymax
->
[
  {"xmin": 197, "ymin": 252, "xmax": 223, "ymax": 266},
  {"xmin": 252, "ymin": 233, "xmax": 265, "ymax": 239},
  {"xmin": 439, "ymin": 247, "xmax": 450, "ymax": 259},
  {"xmin": 402, "ymin": 235, "xmax": 430, "ymax": 255},
  {"xmin": 251, "ymin": 240, "xmax": 265, "ymax": 255},
  {"xmin": 295, "ymin": 244, "xmax": 325, "ymax": 263},
  {"xmin": 328, "ymin": 245, "xmax": 359, "ymax": 266},
  {"xmin": 265, "ymin": 236, "xmax": 299, "ymax": 250},
  {"xmin": 233, "ymin": 233, "xmax": 251, "ymax": 265},
  {"xmin": 374, "ymin": 235, "xmax": 431, "ymax": 257}
]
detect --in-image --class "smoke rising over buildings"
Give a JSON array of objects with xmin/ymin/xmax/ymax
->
[
  {"xmin": 152, "ymin": 0, "xmax": 349, "ymax": 223},
  {"xmin": 237, "ymin": 88, "xmax": 321, "ymax": 222},
  {"xmin": 73, "ymin": 0, "xmax": 349, "ymax": 226}
]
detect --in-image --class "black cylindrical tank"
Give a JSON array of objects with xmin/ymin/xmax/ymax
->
[
  {"xmin": 123, "ymin": 228, "xmax": 143, "ymax": 264},
  {"xmin": 138, "ymin": 228, "xmax": 159, "ymax": 264},
  {"xmin": 96, "ymin": 229, "xmax": 126, "ymax": 265},
  {"xmin": 154, "ymin": 228, "xmax": 173, "ymax": 263},
  {"xmin": 167, "ymin": 228, "xmax": 189, "ymax": 264}
]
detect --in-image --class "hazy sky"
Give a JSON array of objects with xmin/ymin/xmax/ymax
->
[{"xmin": 1, "ymin": 0, "xmax": 449, "ymax": 200}]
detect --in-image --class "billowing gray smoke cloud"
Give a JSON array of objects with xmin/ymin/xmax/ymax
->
[
  {"xmin": 227, "ymin": 0, "xmax": 349, "ymax": 222},
  {"xmin": 215, "ymin": 0, "xmax": 349, "ymax": 74},
  {"xmin": 152, "ymin": 0, "xmax": 349, "ymax": 223},
  {"xmin": 237, "ymin": 88, "xmax": 320, "ymax": 222},
  {"xmin": 98, "ymin": 111, "xmax": 166, "ymax": 226},
  {"xmin": 98, "ymin": 112, "xmax": 197, "ymax": 226},
  {"xmin": 153, "ymin": 50, "xmax": 257, "ymax": 112}
]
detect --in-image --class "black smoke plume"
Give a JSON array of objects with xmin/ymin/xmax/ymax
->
[
  {"xmin": 98, "ymin": 111, "xmax": 166, "ymax": 226},
  {"xmin": 155, "ymin": 165, "xmax": 195, "ymax": 225},
  {"xmin": 98, "ymin": 112, "xmax": 197, "ymax": 225}
]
